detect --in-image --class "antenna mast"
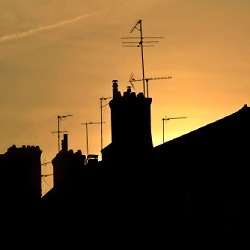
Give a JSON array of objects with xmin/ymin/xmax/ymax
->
[
  {"xmin": 51, "ymin": 114, "xmax": 73, "ymax": 152},
  {"xmin": 122, "ymin": 19, "xmax": 163, "ymax": 96},
  {"xmin": 100, "ymin": 97, "xmax": 112, "ymax": 152},
  {"xmin": 132, "ymin": 20, "xmax": 145, "ymax": 95},
  {"xmin": 162, "ymin": 116, "xmax": 187, "ymax": 143},
  {"xmin": 81, "ymin": 121, "xmax": 102, "ymax": 157}
]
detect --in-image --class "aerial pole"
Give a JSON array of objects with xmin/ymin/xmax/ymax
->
[
  {"xmin": 100, "ymin": 96, "xmax": 112, "ymax": 151},
  {"xmin": 81, "ymin": 121, "xmax": 102, "ymax": 156},
  {"xmin": 162, "ymin": 116, "xmax": 187, "ymax": 143},
  {"xmin": 57, "ymin": 116, "xmax": 60, "ymax": 152},
  {"xmin": 122, "ymin": 19, "xmax": 163, "ymax": 96},
  {"xmin": 130, "ymin": 20, "xmax": 146, "ymax": 95},
  {"xmin": 51, "ymin": 114, "xmax": 73, "ymax": 152}
]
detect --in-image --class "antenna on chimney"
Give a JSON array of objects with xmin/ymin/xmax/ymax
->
[
  {"xmin": 129, "ymin": 76, "xmax": 172, "ymax": 98},
  {"xmin": 51, "ymin": 114, "xmax": 73, "ymax": 152},
  {"xmin": 122, "ymin": 19, "xmax": 163, "ymax": 96}
]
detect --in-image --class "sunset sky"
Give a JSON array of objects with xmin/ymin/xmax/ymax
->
[{"xmin": 1, "ymin": 0, "xmax": 250, "ymax": 194}]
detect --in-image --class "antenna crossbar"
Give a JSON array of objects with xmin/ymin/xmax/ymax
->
[
  {"xmin": 122, "ymin": 19, "xmax": 164, "ymax": 96},
  {"xmin": 162, "ymin": 116, "xmax": 187, "ymax": 143},
  {"xmin": 51, "ymin": 114, "xmax": 73, "ymax": 152},
  {"xmin": 129, "ymin": 76, "xmax": 172, "ymax": 98},
  {"xmin": 121, "ymin": 37, "xmax": 164, "ymax": 39},
  {"xmin": 81, "ymin": 121, "xmax": 104, "ymax": 157}
]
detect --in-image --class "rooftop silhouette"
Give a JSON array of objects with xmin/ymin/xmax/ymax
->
[{"xmin": 0, "ymin": 81, "xmax": 249, "ymax": 244}]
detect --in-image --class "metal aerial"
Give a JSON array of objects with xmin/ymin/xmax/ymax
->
[
  {"xmin": 162, "ymin": 116, "xmax": 187, "ymax": 143},
  {"xmin": 81, "ymin": 121, "xmax": 102, "ymax": 157},
  {"xmin": 51, "ymin": 114, "xmax": 73, "ymax": 152},
  {"xmin": 129, "ymin": 75, "xmax": 172, "ymax": 98},
  {"xmin": 122, "ymin": 19, "xmax": 164, "ymax": 97},
  {"xmin": 100, "ymin": 96, "xmax": 112, "ymax": 151}
]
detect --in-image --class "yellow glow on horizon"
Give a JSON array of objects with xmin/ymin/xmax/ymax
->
[{"xmin": 1, "ymin": 0, "xmax": 250, "ymax": 196}]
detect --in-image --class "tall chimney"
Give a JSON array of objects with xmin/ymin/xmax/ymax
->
[{"xmin": 112, "ymin": 80, "xmax": 118, "ymax": 98}]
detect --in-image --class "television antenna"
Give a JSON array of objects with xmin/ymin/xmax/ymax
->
[
  {"xmin": 128, "ymin": 72, "xmax": 137, "ymax": 92},
  {"xmin": 129, "ymin": 76, "xmax": 172, "ymax": 98},
  {"xmin": 122, "ymin": 19, "xmax": 163, "ymax": 96},
  {"xmin": 51, "ymin": 114, "xmax": 73, "ymax": 152},
  {"xmin": 100, "ymin": 96, "xmax": 112, "ymax": 151},
  {"xmin": 162, "ymin": 116, "xmax": 187, "ymax": 143},
  {"xmin": 81, "ymin": 121, "xmax": 102, "ymax": 157}
]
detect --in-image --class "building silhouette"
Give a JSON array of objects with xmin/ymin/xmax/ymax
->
[
  {"xmin": 153, "ymin": 103, "xmax": 250, "ymax": 240},
  {"xmin": 0, "ymin": 145, "xmax": 42, "ymax": 210},
  {"xmin": 101, "ymin": 80, "xmax": 153, "ymax": 169},
  {"xmin": 0, "ymin": 80, "xmax": 249, "ymax": 244}
]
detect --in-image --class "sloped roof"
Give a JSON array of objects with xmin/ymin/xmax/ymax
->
[{"xmin": 154, "ymin": 104, "xmax": 250, "ymax": 152}]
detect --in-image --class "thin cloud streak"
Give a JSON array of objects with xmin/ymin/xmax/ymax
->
[{"xmin": 0, "ymin": 8, "xmax": 108, "ymax": 43}]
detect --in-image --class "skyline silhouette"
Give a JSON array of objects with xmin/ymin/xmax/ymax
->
[
  {"xmin": 1, "ymin": 82, "xmax": 249, "ymax": 243},
  {"xmin": 1, "ymin": 2, "xmax": 250, "ymax": 244},
  {"xmin": 1, "ymin": 1, "xmax": 250, "ymax": 170}
]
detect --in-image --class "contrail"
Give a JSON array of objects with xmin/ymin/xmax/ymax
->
[{"xmin": 0, "ymin": 8, "xmax": 108, "ymax": 43}]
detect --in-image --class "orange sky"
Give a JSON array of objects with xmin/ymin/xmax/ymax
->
[{"xmin": 1, "ymin": 0, "xmax": 250, "ymax": 195}]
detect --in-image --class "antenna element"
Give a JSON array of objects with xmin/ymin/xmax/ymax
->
[{"xmin": 122, "ymin": 19, "xmax": 163, "ymax": 96}]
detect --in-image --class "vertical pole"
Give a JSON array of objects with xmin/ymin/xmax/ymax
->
[
  {"xmin": 139, "ymin": 20, "xmax": 146, "ymax": 96},
  {"xmin": 100, "ymin": 98, "xmax": 103, "ymax": 152},
  {"xmin": 86, "ymin": 123, "xmax": 89, "ymax": 157},
  {"xmin": 162, "ymin": 118, "xmax": 164, "ymax": 143},
  {"xmin": 57, "ymin": 116, "xmax": 60, "ymax": 152},
  {"xmin": 146, "ymin": 79, "xmax": 149, "ymax": 98}
]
